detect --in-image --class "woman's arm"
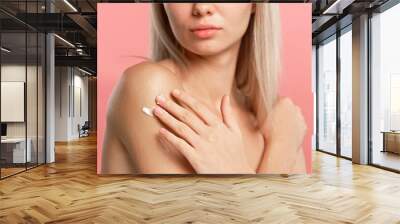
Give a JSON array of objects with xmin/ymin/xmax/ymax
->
[
  {"xmin": 257, "ymin": 142, "xmax": 306, "ymax": 174},
  {"xmin": 257, "ymin": 97, "xmax": 307, "ymax": 174},
  {"xmin": 101, "ymin": 122, "xmax": 134, "ymax": 174},
  {"xmin": 292, "ymin": 147, "xmax": 306, "ymax": 173},
  {"xmin": 101, "ymin": 62, "xmax": 194, "ymax": 174}
]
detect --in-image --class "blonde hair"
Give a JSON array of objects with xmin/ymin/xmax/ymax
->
[{"xmin": 150, "ymin": 3, "xmax": 281, "ymax": 124}]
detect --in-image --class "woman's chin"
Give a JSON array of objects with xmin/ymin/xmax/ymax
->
[
  {"xmin": 187, "ymin": 40, "xmax": 238, "ymax": 57},
  {"xmin": 190, "ymin": 48, "xmax": 225, "ymax": 57}
]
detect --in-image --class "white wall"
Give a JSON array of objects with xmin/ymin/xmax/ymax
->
[
  {"xmin": 72, "ymin": 73, "xmax": 89, "ymax": 138},
  {"xmin": 1, "ymin": 65, "xmax": 26, "ymax": 137},
  {"xmin": 54, "ymin": 67, "xmax": 89, "ymax": 141},
  {"xmin": 1, "ymin": 65, "xmax": 40, "ymax": 137},
  {"xmin": 55, "ymin": 66, "xmax": 69, "ymax": 141},
  {"xmin": 1, "ymin": 82, "xmax": 25, "ymax": 122}
]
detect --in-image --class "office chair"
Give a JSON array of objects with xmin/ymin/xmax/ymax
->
[{"xmin": 79, "ymin": 121, "xmax": 90, "ymax": 138}]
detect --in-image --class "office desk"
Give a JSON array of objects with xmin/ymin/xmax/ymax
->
[
  {"xmin": 381, "ymin": 131, "xmax": 400, "ymax": 154},
  {"xmin": 1, "ymin": 138, "xmax": 31, "ymax": 164}
]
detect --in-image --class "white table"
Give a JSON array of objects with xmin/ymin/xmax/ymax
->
[{"xmin": 1, "ymin": 138, "xmax": 31, "ymax": 163}]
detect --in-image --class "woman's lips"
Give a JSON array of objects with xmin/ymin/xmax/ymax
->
[{"xmin": 191, "ymin": 27, "xmax": 222, "ymax": 39}]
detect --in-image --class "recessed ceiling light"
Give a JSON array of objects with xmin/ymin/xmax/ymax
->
[
  {"xmin": 63, "ymin": 0, "xmax": 78, "ymax": 12},
  {"xmin": 322, "ymin": 0, "xmax": 355, "ymax": 15},
  {"xmin": 1, "ymin": 47, "xmax": 11, "ymax": 53},
  {"xmin": 77, "ymin": 67, "xmax": 93, "ymax": 76},
  {"xmin": 54, "ymin": 34, "xmax": 75, "ymax": 48}
]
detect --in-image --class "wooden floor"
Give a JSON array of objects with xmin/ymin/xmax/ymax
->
[
  {"xmin": 1, "ymin": 134, "xmax": 400, "ymax": 223},
  {"xmin": 373, "ymin": 150, "xmax": 400, "ymax": 171},
  {"xmin": 1, "ymin": 163, "xmax": 45, "ymax": 178},
  {"xmin": 1, "ymin": 167, "xmax": 26, "ymax": 178}
]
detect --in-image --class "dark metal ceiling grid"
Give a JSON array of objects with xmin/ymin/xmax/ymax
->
[
  {"xmin": 0, "ymin": 0, "xmax": 98, "ymax": 75},
  {"xmin": 312, "ymin": 0, "xmax": 393, "ymax": 44}
]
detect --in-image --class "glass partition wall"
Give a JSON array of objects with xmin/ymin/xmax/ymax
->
[
  {"xmin": 339, "ymin": 27, "xmax": 352, "ymax": 159},
  {"xmin": 315, "ymin": 0, "xmax": 400, "ymax": 173},
  {"xmin": 370, "ymin": 2, "xmax": 400, "ymax": 172},
  {"xmin": 317, "ymin": 35, "xmax": 337, "ymax": 155},
  {"xmin": 0, "ymin": 1, "xmax": 46, "ymax": 179},
  {"xmin": 316, "ymin": 26, "xmax": 353, "ymax": 159}
]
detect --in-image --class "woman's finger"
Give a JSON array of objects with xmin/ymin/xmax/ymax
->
[
  {"xmin": 158, "ymin": 131, "xmax": 175, "ymax": 152},
  {"xmin": 159, "ymin": 128, "xmax": 197, "ymax": 163},
  {"xmin": 171, "ymin": 89, "xmax": 219, "ymax": 126},
  {"xmin": 153, "ymin": 105, "xmax": 198, "ymax": 147},
  {"xmin": 155, "ymin": 95, "xmax": 207, "ymax": 135},
  {"xmin": 221, "ymin": 95, "xmax": 240, "ymax": 132}
]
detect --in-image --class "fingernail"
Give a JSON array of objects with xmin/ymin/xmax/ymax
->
[
  {"xmin": 172, "ymin": 89, "xmax": 181, "ymax": 96},
  {"xmin": 156, "ymin": 95, "xmax": 166, "ymax": 105}
]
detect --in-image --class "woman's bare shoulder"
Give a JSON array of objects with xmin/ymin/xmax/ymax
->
[
  {"xmin": 104, "ymin": 60, "xmax": 192, "ymax": 173},
  {"xmin": 106, "ymin": 60, "xmax": 183, "ymax": 135},
  {"xmin": 121, "ymin": 60, "xmax": 181, "ymax": 90}
]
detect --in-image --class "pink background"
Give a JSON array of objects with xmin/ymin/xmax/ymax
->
[{"xmin": 97, "ymin": 3, "xmax": 313, "ymax": 174}]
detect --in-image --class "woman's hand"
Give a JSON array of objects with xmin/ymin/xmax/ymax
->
[
  {"xmin": 265, "ymin": 97, "xmax": 307, "ymax": 148},
  {"xmin": 152, "ymin": 89, "xmax": 255, "ymax": 174},
  {"xmin": 258, "ymin": 97, "xmax": 307, "ymax": 173}
]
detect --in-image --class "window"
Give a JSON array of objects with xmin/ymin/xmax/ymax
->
[
  {"xmin": 339, "ymin": 28, "xmax": 352, "ymax": 158},
  {"xmin": 0, "ymin": 1, "xmax": 47, "ymax": 179},
  {"xmin": 317, "ymin": 35, "xmax": 337, "ymax": 154},
  {"xmin": 371, "ymin": 2, "xmax": 400, "ymax": 171}
]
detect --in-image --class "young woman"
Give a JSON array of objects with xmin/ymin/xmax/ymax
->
[{"xmin": 101, "ymin": 3, "xmax": 307, "ymax": 174}]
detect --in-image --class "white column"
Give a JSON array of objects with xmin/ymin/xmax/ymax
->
[
  {"xmin": 352, "ymin": 14, "xmax": 369, "ymax": 164},
  {"xmin": 45, "ymin": 0, "xmax": 56, "ymax": 163},
  {"xmin": 46, "ymin": 33, "xmax": 55, "ymax": 163}
]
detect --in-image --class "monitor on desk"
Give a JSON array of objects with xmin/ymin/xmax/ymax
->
[{"xmin": 1, "ymin": 123, "xmax": 7, "ymax": 138}]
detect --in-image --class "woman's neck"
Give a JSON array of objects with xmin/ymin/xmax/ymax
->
[{"xmin": 179, "ymin": 41, "xmax": 241, "ymax": 113}]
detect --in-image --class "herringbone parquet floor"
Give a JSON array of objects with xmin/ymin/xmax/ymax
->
[{"xmin": 1, "ymin": 134, "xmax": 400, "ymax": 224}]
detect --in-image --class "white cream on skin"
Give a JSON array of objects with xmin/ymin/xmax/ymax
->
[{"xmin": 142, "ymin": 106, "xmax": 154, "ymax": 117}]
